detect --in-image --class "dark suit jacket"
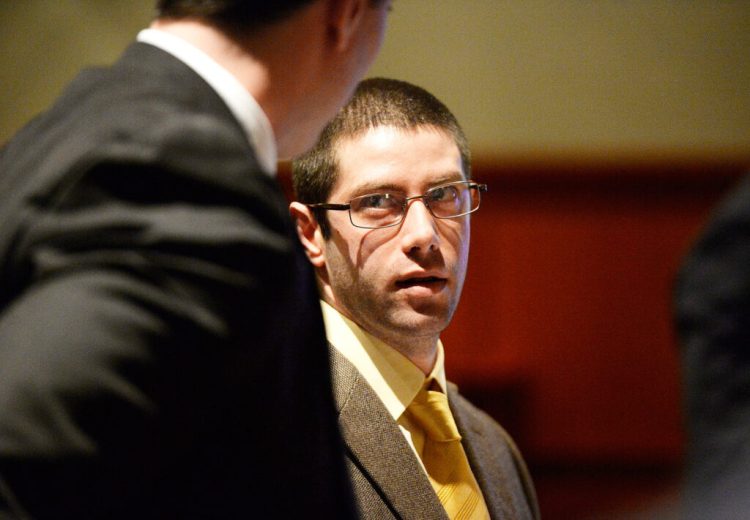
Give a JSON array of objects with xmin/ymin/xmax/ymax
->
[
  {"xmin": 0, "ymin": 42, "xmax": 355, "ymax": 519},
  {"xmin": 329, "ymin": 348, "xmax": 539, "ymax": 519},
  {"xmin": 675, "ymin": 172, "xmax": 750, "ymax": 519}
]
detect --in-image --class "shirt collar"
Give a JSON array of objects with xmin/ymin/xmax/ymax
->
[
  {"xmin": 321, "ymin": 300, "xmax": 448, "ymax": 422},
  {"xmin": 136, "ymin": 28, "xmax": 277, "ymax": 176}
]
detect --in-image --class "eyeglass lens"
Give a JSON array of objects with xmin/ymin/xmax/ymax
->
[{"xmin": 349, "ymin": 182, "xmax": 480, "ymax": 229}]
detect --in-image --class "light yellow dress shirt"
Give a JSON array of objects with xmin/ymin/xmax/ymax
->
[{"xmin": 321, "ymin": 300, "xmax": 448, "ymax": 468}]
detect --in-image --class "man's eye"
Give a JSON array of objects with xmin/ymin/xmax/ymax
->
[
  {"xmin": 429, "ymin": 186, "xmax": 458, "ymax": 202},
  {"xmin": 359, "ymin": 194, "xmax": 389, "ymax": 208}
]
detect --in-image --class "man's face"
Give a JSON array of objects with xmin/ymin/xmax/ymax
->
[{"xmin": 319, "ymin": 125, "xmax": 470, "ymax": 349}]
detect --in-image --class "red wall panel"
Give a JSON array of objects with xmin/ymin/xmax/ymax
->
[
  {"xmin": 280, "ymin": 156, "xmax": 749, "ymax": 516},
  {"xmin": 443, "ymin": 163, "xmax": 744, "ymax": 464}
]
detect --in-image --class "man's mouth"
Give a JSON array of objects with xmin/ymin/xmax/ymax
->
[{"xmin": 395, "ymin": 276, "xmax": 446, "ymax": 289}]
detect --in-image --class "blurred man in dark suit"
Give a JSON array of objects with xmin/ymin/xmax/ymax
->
[
  {"xmin": 0, "ymin": 1, "xmax": 392, "ymax": 517},
  {"xmin": 675, "ymin": 172, "xmax": 750, "ymax": 519}
]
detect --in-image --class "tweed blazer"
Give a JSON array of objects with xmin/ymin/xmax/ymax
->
[{"xmin": 330, "ymin": 347, "xmax": 540, "ymax": 519}]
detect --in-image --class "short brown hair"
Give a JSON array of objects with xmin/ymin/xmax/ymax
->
[
  {"xmin": 292, "ymin": 77, "xmax": 471, "ymax": 238},
  {"xmin": 156, "ymin": 1, "xmax": 316, "ymax": 32},
  {"xmin": 157, "ymin": 0, "xmax": 388, "ymax": 33}
]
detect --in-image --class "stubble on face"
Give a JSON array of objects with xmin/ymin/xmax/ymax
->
[{"xmin": 319, "ymin": 127, "xmax": 470, "ymax": 365}]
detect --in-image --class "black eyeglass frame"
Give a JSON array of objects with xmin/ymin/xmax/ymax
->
[{"xmin": 306, "ymin": 180, "xmax": 488, "ymax": 230}]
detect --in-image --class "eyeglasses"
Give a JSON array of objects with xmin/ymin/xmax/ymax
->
[{"xmin": 306, "ymin": 180, "xmax": 488, "ymax": 230}]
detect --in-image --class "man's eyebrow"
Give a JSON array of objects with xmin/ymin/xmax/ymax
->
[
  {"xmin": 431, "ymin": 172, "xmax": 465, "ymax": 185},
  {"xmin": 348, "ymin": 172, "xmax": 465, "ymax": 196},
  {"xmin": 349, "ymin": 182, "xmax": 402, "ymax": 196}
]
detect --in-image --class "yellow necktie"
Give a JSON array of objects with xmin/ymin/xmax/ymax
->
[{"xmin": 408, "ymin": 383, "xmax": 491, "ymax": 520}]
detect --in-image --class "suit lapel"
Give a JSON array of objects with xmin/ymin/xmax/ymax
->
[
  {"xmin": 449, "ymin": 384, "xmax": 521, "ymax": 520},
  {"xmin": 330, "ymin": 348, "xmax": 448, "ymax": 520}
]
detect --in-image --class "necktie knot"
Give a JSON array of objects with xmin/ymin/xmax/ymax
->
[
  {"xmin": 408, "ymin": 385, "xmax": 462, "ymax": 442},
  {"xmin": 406, "ymin": 381, "xmax": 491, "ymax": 519}
]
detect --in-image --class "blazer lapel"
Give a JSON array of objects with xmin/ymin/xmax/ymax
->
[
  {"xmin": 330, "ymin": 348, "xmax": 448, "ymax": 520},
  {"xmin": 449, "ymin": 384, "xmax": 532, "ymax": 520}
]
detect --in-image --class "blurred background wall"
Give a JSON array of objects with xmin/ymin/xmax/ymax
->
[
  {"xmin": 2, "ymin": 2, "xmax": 750, "ymax": 518},
  {"xmin": 2, "ymin": 1, "xmax": 749, "ymax": 156}
]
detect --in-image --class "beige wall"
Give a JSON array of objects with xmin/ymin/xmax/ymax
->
[
  {"xmin": 1, "ymin": 2, "xmax": 155, "ymax": 143},
  {"xmin": 2, "ymin": 1, "xmax": 749, "ymax": 159}
]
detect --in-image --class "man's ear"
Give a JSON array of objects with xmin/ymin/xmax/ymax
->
[
  {"xmin": 290, "ymin": 201, "xmax": 326, "ymax": 268},
  {"xmin": 326, "ymin": 0, "xmax": 367, "ymax": 52}
]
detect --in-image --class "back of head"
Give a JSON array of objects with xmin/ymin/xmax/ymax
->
[
  {"xmin": 156, "ymin": 0, "xmax": 316, "ymax": 32},
  {"xmin": 293, "ymin": 77, "xmax": 471, "ymax": 238}
]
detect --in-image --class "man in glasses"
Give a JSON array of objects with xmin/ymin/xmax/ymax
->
[{"xmin": 291, "ymin": 78, "xmax": 539, "ymax": 519}]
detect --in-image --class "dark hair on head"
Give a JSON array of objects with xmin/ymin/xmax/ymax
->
[
  {"xmin": 156, "ymin": 0, "xmax": 316, "ymax": 32},
  {"xmin": 292, "ymin": 77, "xmax": 471, "ymax": 239}
]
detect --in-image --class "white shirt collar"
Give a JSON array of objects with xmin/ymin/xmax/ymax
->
[{"xmin": 136, "ymin": 28, "xmax": 277, "ymax": 176}]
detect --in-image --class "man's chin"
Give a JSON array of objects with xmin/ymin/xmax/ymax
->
[{"xmin": 389, "ymin": 308, "xmax": 450, "ymax": 335}]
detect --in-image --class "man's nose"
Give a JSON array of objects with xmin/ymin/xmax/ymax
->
[{"xmin": 400, "ymin": 199, "xmax": 440, "ymax": 253}]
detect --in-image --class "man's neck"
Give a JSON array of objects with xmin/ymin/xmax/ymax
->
[
  {"xmin": 150, "ymin": 19, "xmax": 270, "ymax": 106},
  {"xmin": 150, "ymin": 7, "xmax": 328, "ymax": 159},
  {"xmin": 351, "ymin": 325, "xmax": 440, "ymax": 376},
  {"xmin": 385, "ymin": 334, "xmax": 439, "ymax": 376}
]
